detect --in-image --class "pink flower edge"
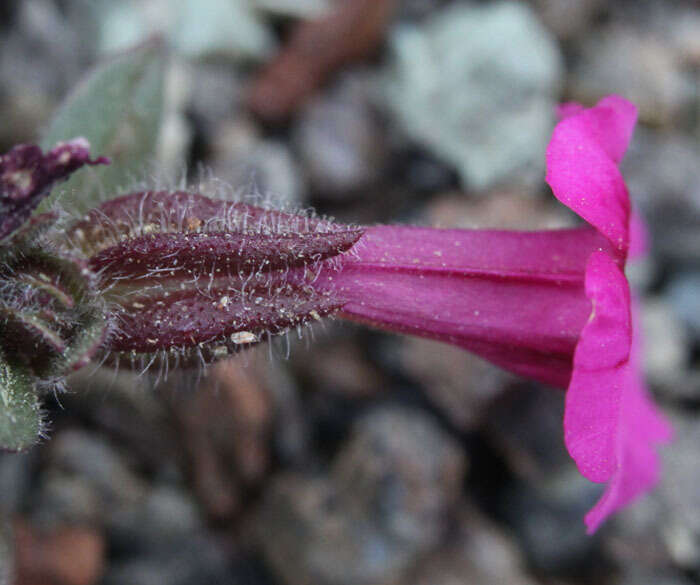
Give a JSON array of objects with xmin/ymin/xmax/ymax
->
[
  {"xmin": 546, "ymin": 95, "xmax": 638, "ymax": 255},
  {"xmin": 566, "ymin": 254, "xmax": 672, "ymax": 533},
  {"xmin": 549, "ymin": 97, "xmax": 672, "ymax": 533}
]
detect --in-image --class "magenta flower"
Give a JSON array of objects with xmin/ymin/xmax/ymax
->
[
  {"xmin": 549, "ymin": 97, "xmax": 672, "ymax": 532},
  {"xmin": 314, "ymin": 95, "xmax": 671, "ymax": 532},
  {"xmin": 0, "ymin": 97, "xmax": 670, "ymax": 530}
]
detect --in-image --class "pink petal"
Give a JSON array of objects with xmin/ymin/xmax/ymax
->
[
  {"xmin": 571, "ymin": 96, "xmax": 638, "ymax": 164},
  {"xmin": 564, "ymin": 252, "xmax": 671, "ymax": 532},
  {"xmin": 319, "ymin": 225, "xmax": 614, "ymax": 387},
  {"xmin": 546, "ymin": 96, "xmax": 638, "ymax": 254},
  {"xmin": 570, "ymin": 251, "xmax": 633, "ymax": 373},
  {"xmin": 345, "ymin": 224, "xmax": 618, "ymax": 277},
  {"xmin": 584, "ymin": 372, "xmax": 672, "ymax": 533}
]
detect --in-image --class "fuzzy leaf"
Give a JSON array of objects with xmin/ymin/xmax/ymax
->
[
  {"xmin": 40, "ymin": 40, "xmax": 166, "ymax": 214},
  {"xmin": 0, "ymin": 353, "xmax": 43, "ymax": 452}
]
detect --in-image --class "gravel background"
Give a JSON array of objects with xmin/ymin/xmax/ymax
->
[{"xmin": 1, "ymin": 1, "xmax": 698, "ymax": 584}]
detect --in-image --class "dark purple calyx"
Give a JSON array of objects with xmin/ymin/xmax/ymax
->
[
  {"xmin": 71, "ymin": 191, "xmax": 364, "ymax": 359},
  {"xmin": 109, "ymin": 277, "xmax": 342, "ymax": 354},
  {"xmin": 69, "ymin": 190, "xmax": 349, "ymax": 252},
  {"xmin": 0, "ymin": 139, "xmax": 109, "ymax": 241},
  {"xmin": 88, "ymin": 229, "xmax": 363, "ymax": 279}
]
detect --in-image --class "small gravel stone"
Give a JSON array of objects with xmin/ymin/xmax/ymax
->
[
  {"xmin": 656, "ymin": 414, "xmax": 700, "ymax": 570},
  {"xmin": 207, "ymin": 116, "xmax": 306, "ymax": 205},
  {"xmin": 405, "ymin": 503, "xmax": 538, "ymax": 585},
  {"xmin": 617, "ymin": 569, "xmax": 697, "ymax": 585},
  {"xmin": 641, "ymin": 298, "xmax": 690, "ymax": 386},
  {"xmin": 165, "ymin": 357, "xmax": 273, "ymax": 522},
  {"xmin": 533, "ymin": 0, "xmax": 604, "ymax": 41},
  {"xmin": 14, "ymin": 521, "xmax": 104, "ymax": 585},
  {"xmin": 48, "ymin": 430, "xmax": 144, "ymax": 511},
  {"xmin": 256, "ymin": 406, "xmax": 466, "ymax": 585},
  {"xmin": 294, "ymin": 73, "xmax": 386, "ymax": 198},
  {"xmin": 30, "ymin": 474, "xmax": 101, "ymax": 527},
  {"xmin": 623, "ymin": 129, "xmax": 700, "ymax": 216},
  {"xmin": 398, "ymin": 336, "xmax": 515, "ymax": 431},
  {"xmin": 109, "ymin": 484, "xmax": 203, "ymax": 555},
  {"xmin": 0, "ymin": 520, "xmax": 13, "ymax": 585},
  {"xmin": 382, "ymin": 1, "xmax": 562, "ymax": 191},
  {"xmin": 101, "ymin": 535, "xmax": 231, "ymax": 585},
  {"xmin": 667, "ymin": 274, "xmax": 700, "ymax": 342},
  {"xmin": 332, "ymin": 406, "xmax": 466, "ymax": 547},
  {"xmin": 484, "ymin": 386, "xmax": 603, "ymax": 573},
  {"xmin": 423, "ymin": 190, "xmax": 574, "ymax": 230},
  {"xmin": 0, "ymin": 452, "xmax": 33, "ymax": 517},
  {"xmin": 570, "ymin": 25, "xmax": 694, "ymax": 126}
]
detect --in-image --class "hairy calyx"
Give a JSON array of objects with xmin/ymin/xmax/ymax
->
[{"xmin": 67, "ymin": 191, "xmax": 363, "ymax": 358}]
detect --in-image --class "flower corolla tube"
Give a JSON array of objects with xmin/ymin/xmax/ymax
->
[{"xmin": 316, "ymin": 95, "xmax": 671, "ymax": 532}]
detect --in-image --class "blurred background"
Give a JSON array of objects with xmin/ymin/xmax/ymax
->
[{"xmin": 1, "ymin": 0, "xmax": 699, "ymax": 583}]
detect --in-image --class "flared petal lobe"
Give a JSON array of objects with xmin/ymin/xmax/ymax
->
[
  {"xmin": 549, "ymin": 97, "xmax": 672, "ymax": 531},
  {"xmin": 555, "ymin": 96, "xmax": 637, "ymax": 163},
  {"xmin": 564, "ymin": 252, "xmax": 671, "ymax": 533},
  {"xmin": 546, "ymin": 96, "xmax": 637, "ymax": 254}
]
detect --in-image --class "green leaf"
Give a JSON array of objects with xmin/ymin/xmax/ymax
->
[
  {"xmin": 40, "ymin": 39, "xmax": 166, "ymax": 215},
  {"xmin": 0, "ymin": 354, "xmax": 43, "ymax": 452}
]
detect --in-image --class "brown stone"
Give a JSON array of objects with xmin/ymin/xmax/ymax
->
[
  {"xmin": 398, "ymin": 336, "xmax": 515, "ymax": 431},
  {"xmin": 424, "ymin": 190, "xmax": 574, "ymax": 231},
  {"xmin": 14, "ymin": 520, "xmax": 104, "ymax": 585},
  {"xmin": 166, "ymin": 355, "xmax": 273, "ymax": 522},
  {"xmin": 247, "ymin": 0, "xmax": 395, "ymax": 122},
  {"xmin": 405, "ymin": 503, "xmax": 538, "ymax": 585},
  {"xmin": 291, "ymin": 336, "xmax": 385, "ymax": 398}
]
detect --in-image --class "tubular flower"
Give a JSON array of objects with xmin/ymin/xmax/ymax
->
[
  {"xmin": 0, "ymin": 97, "xmax": 670, "ymax": 530},
  {"xmin": 316, "ymin": 95, "xmax": 670, "ymax": 532}
]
